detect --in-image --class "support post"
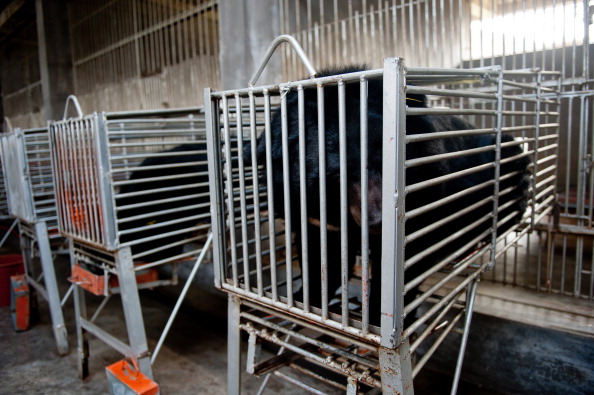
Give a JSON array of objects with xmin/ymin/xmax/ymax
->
[
  {"xmin": 69, "ymin": 239, "xmax": 89, "ymax": 379},
  {"xmin": 35, "ymin": 0, "xmax": 74, "ymax": 121},
  {"xmin": 228, "ymin": 295, "xmax": 242, "ymax": 395},
  {"xmin": 35, "ymin": 220, "xmax": 68, "ymax": 355},
  {"xmin": 378, "ymin": 341, "xmax": 414, "ymax": 395},
  {"xmin": 115, "ymin": 246, "xmax": 153, "ymax": 379}
]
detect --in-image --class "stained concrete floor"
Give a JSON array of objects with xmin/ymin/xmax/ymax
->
[
  {"xmin": 1, "ymin": 251, "xmax": 593, "ymax": 394},
  {"xmin": 0, "ymin": 243, "xmax": 346, "ymax": 395}
]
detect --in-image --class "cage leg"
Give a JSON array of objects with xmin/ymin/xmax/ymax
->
[
  {"xmin": 35, "ymin": 221, "xmax": 69, "ymax": 355},
  {"xmin": 19, "ymin": 223, "xmax": 34, "ymax": 278},
  {"xmin": 69, "ymin": 239, "xmax": 89, "ymax": 379},
  {"xmin": 346, "ymin": 377, "xmax": 359, "ymax": 394},
  {"xmin": 115, "ymin": 246, "xmax": 153, "ymax": 379},
  {"xmin": 228, "ymin": 295, "xmax": 241, "ymax": 395},
  {"xmin": 450, "ymin": 278, "xmax": 479, "ymax": 395},
  {"xmin": 378, "ymin": 340, "xmax": 413, "ymax": 395}
]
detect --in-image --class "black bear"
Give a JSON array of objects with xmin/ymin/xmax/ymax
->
[{"xmin": 245, "ymin": 65, "xmax": 530, "ymax": 326}]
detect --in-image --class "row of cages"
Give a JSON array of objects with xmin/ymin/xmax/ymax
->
[
  {"xmin": 0, "ymin": 46, "xmax": 584, "ymax": 392},
  {"xmin": 0, "ymin": 102, "xmax": 216, "ymax": 380},
  {"xmin": 205, "ymin": 54, "xmax": 561, "ymax": 390},
  {"xmin": 1, "ymin": 108, "xmax": 212, "ymax": 268}
]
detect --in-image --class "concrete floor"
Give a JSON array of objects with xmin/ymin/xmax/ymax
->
[
  {"xmin": 1, "ymin": 245, "xmax": 593, "ymax": 394},
  {"xmin": 0, "ymin": 252, "xmax": 345, "ymax": 394}
]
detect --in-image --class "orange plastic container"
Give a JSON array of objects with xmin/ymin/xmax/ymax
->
[
  {"xmin": 69, "ymin": 264, "xmax": 159, "ymax": 296},
  {"xmin": 105, "ymin": 359, "xmax": 159, "ymax": 395}
]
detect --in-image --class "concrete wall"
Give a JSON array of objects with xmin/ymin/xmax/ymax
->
[{"xmin": 218, "ymin": 0, "xmax": 282, "ymax": 90}]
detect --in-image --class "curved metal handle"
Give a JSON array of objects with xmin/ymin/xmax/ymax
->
[
  {"xmin": 62, "ymin": 95, "xmax": 84, "ymax": 120},
  {"xmin": 249, "ymin": 34, "xmax": 318, "ymax": 87},
  {"xmin": 3, "ymin": 117, "xmax": 13, "ymax": 133}
]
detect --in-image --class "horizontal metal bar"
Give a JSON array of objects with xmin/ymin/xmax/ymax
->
[
  {"xmin": 26, "ymin": 276, "xmax": 49, "ymax": 302},
  {"xmin": 406, "ymin": 144, "xmax": 495, "ymax": 168},
  {"xmin": 241, "ymin": 311, "xmax": 378, "ymax": 369},
  {"xmin": 407, "ymin": 108, "xmax": 496, "ymax": 116},
  {"xmin": 240, "ymin": 300, "xmax": 380, "ymax": 348},
  {"xmin": 407, "ymin": 162, "xmax": 493, "ymax": 194},
  {"xmin": 406, "ymin": 86, "xmax": 496, "ymax": 100},
  {"xmin": 80, "ymin": 317, "xmax": 134, "ymax": 357}
]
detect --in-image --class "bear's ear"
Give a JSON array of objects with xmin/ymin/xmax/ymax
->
[{"xmin": 348, "ymin": 171, "xmax": 383, "ymax": 234}]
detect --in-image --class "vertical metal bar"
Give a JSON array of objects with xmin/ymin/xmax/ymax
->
[
  {"xmin": 222, "ymin": 95, "xmax": 239, "ymax": 287},
  {"xmin": 96, "ymin": 114, "xmax": 117, "ymax": 249},
  {"xmin": 264, "ymin": 90, "xmax": 278, "ymax": 301},
  {"xmin": 228, "ymin": 295, "xmax": 241, "ymax": 395},
  {"xmin": 378, "ymin": 342, "xmax": 413, "ymax": 394},
  {"xmin": 317, "ymin": 83, "xmax": 328, "ymax": 318},
  {"xmin": 281, "ymin": 88, "xmax": 294, "ymax": 304},
  {"xmin": 360, "ymin": 75, "xmax": 370, "ymax": 334},
  {"xmin": 298, "ymin": 85, "xmax": 309, "ymax": 309},
  {"xmin": 205, "ymin": 88, "xmax": 224, "ymax": 288},
  {"xmin": 564, "ymin": 97, "xmax": 574, "ymax": 215},
  {"xmin": 36, "ymin": 220, "xmax": 68, "ymax": 355},
  {"xmin": 248, "ymin": 91, "xmax": 264, "ymax": 297},
  {"xmin": 582, "ymin": 0, "xmax": 592, "ymax": 79},
  {"xmin": 338, "ymin": 79, "xmax": 349, "ymax": 327},
  {"xmin": 115, "ymin": 246, "xmax": 152, "ymax": 379},
  {"xmin": 69, "ymin": 239, "xmax": 89, "ymax": 379},
  {"xmin": 235, "ymin": 94, "xmax": 251, "ymax": 292},
  {"xmin": 531, "ymin": 54, "xmax": 544, "ymax": 230},
  {"xmin": 575, "ymin": 95, "xmax": 588, "ymax": 297},
  {"xmin": 381, "ymin": 57, "xmax": 406, "ymax": 348},
  {"xmin": 488, "ymin": 70, "xmax": 504, "ymax": 268},
  {"xmin": 82, "ymin": 120, "xmax": 99, "ymax": 245}
]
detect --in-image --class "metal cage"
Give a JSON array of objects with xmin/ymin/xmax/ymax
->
[
  {"xmin": 0, "ymin": 125, "xmax": 69, "ymax": 355},
  {"xmin": 205, "ymin": 36, "xmax": 560, "ymax": 393},
  {"xmin": 48, "ymin": 97, "xmax": 213, "ymax": 380},
  {"xmin": 50, "ymin": 103, "xmax": 210, "ymax": 262}
]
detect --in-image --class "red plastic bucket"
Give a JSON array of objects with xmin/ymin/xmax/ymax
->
[{"xmin": 0, "ymin": 254, "xmax": 24, "ymax": 307}]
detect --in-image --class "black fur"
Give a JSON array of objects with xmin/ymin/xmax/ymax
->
[
  {"xmin": 117, "ymin": 143, "xmax": 210, "ymax": 263},
  {"xmin": 245, "ymin": 65, "xmax": 530, "ymax": 326}
]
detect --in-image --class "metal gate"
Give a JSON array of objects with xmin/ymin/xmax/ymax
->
[{"xmin": 205, "ymin": 35, "xmax": 560, "ymax": 393}]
